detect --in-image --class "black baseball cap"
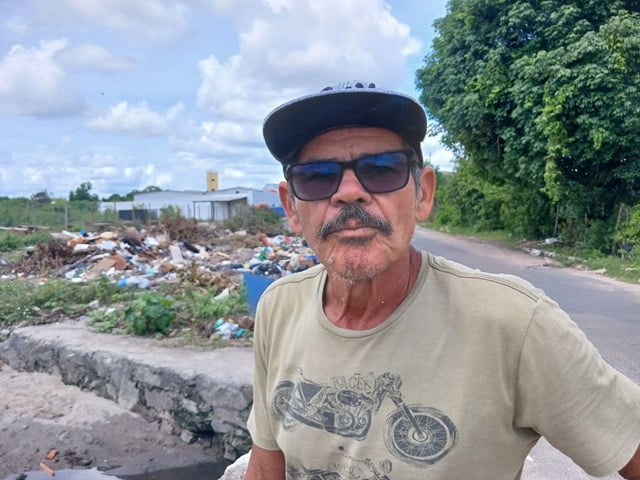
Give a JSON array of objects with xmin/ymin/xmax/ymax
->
[{"xmin": 263, "ymin": 81, "xmax": 427, "ymax": 166}]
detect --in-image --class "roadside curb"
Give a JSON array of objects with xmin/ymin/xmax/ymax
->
[{"xmin": 0, "ymin": 321, "xmax": 254, "ymax": 461}]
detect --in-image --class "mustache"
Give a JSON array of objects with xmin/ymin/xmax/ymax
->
[{"xmin": 317, "ymin": 204, "xmax": 394, "ymax": 240}]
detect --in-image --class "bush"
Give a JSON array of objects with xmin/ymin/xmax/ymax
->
[
  {"xmin": 0, "ymin": 233, "xmax": 22, "ymax": 252},
  {"xmin": 159, "ymin": 214, "xmax": 214, "ymax": 244},
  {"xmin": 24, "ymin": 230, "xmax": 56, "ymax": 245},
  {"xmin": 222, "ymin": 205, "xmax": 284, "ymax": 235},
  {"xmin": 180, "ymin": 288, "xmax": 248, "ymax": 323},
  {"xmin": 615, "ymin": 205, "xmax": 640, "ymax": 254},
  {"xmin": 124, "ymin": 292, "xmax": 176, "ymax": 336},
  {"xmin": 86, "ymin": 309, "xmax": 121, "ymax": 333}
]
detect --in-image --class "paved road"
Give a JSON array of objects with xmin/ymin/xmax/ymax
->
[{"xmin": 412, "ymin": 227, "xmax": 640, "ymax": 479}]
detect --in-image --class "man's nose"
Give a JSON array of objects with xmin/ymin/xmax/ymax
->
[{"xmin": 332, "ymin": 168, "xmax": 371, "ymax": 204}]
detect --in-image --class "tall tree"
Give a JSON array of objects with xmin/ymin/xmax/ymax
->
[
  {"xmin": 31, "ymin": 190, "xmax": 52, "ymax": 205},
  {"xmin": 417, "ymin": 0, "xmax": 640, "ymax": 244},
  {"xmin": 69, "ymin": 181, "xmax": 98, "ymax": 202}
]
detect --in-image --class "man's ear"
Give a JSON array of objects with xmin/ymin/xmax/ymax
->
[
  {"xmin": 415, "ymin": 167, "xmax": 436, "ymax": 222},
  {"xmin": 279, "ymin": 181, "xmax": 302, "ymax": 233}
]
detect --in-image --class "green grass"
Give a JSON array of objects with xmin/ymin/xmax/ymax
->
[
  {"xmin": 0, "ymin": 272, "xmax": 251, "ymax": 346},
  {"xmin": 0, "ymin": 275, "xmax": 133, "ymax": 327},
  {"xmin": 0, "ymin": 230, "xmax": 57, "ymax": 252},
  {"xmin": 534, "ymin": 244, "xmax": 639, "ymax": 283},
  {"xmin": 424, "ymin": 224, "xmax": 640, "ymax": 284}
]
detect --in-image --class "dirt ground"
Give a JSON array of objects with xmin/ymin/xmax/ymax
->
[{"xmin": 0, "ymin": 363, "xmax": 222, "ymax": 479}]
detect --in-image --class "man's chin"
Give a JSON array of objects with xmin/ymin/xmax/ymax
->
[{"xmin": 326, "ymin": 254, "xmax": 386, "ymax": 283}]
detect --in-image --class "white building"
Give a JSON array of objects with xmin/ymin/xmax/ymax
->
[{"xmin": 99, "ymin": 185, "xmax": 282, "ymax": 222}]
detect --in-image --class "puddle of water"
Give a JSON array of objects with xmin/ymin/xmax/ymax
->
[{"xmin": 2, "ymin": 461, "xmax": 230, "ymax": 480}]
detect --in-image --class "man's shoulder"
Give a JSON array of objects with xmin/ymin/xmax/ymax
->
[
  {"xmin": 264, "ymin": 264, "xmax": 325, "ymax": 294},
  {"xmin": 423, "ymin": 252, "xmax": 544, "ymax": 302},
  {"xmin": 255, "ymin": 265, "xmax": 325, "ymax": 322}
]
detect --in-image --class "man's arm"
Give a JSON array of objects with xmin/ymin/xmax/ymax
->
[
  {"xmin": 619, "ymin": 445, "xmax": 640, "ymax": 479},
  {"xmin": 244, "ymin": 444, "xmax": 285, "ymax": 480}
]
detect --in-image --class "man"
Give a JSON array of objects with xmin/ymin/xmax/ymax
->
[{"xmin": 245, "ymin": 81, "xmax": 640, "ymax": 479}]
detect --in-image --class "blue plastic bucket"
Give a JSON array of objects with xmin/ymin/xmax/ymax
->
[{"xmin": 243, "ymin": 273, "xmax": 276, "ymax": 314}]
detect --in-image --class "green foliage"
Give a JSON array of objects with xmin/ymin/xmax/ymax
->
[
  {"xmin": 0, "ymin": 270, "xmax": 251, "ymax": 341},
  {"xmin": 431, "ymin": 158, "xmax": 553, "ymax": 238},
  {"xmin": 69, "ymin": 181, "xmax": 99, "ymax": 202},
  {"xmin": 0, "ymin": 230, "xmax": 56, "ymax": 252},
  {"xmin": 0, "ymin": 233, "xmax": 22, "ymax": 252},
  {"xmin": 86, "ymin": 309, "xmax": 121, "ymax": 333},
  {"xmin": 0, "ymin": 196, "xmax": 118, "ymax": 230},
  {"xmin": 0, "ymin": 276, "xmax": 131, "ymax": 325},
  {"xmin": 160, "ymin": 205, "xmax": 182, "ymax": 220},
  {"xmin": 31, "ymin": 190, "xmax": 52, "ymax": 205},
  {"xmin": 159, "ymin": 214, "xmax": 213, "ymax": 244},
  {"xmin": 0, "ymin": 281, "xmax": 37, "ymax": 324},
  {"xmin": 0, "ymin": 276, "xmax": 126, "ymax": 326},
  {"xmin": 124, "ymin": 292, "xmax": 176, "ymax": 336},
  {"xmin": 417, "ymin": 0, "xmax": 640, "ymax": 250},
  {"xmin": 25, "ymin": 230, "xmax": 55, "ymax": 245},
  {"xmin": 222, "ymin": 205, "xmax": 284, "ymax": 234},
  {"xmin": 615, "ymin": 205, "xmax": 640, "ymax": 251},
  {"xmin": 102, "ymin": 185, "xmax": 162, "ymax": 202},
  {"xmin": 180, "ymin": 288, "xmax": 248, "ymax": 323}
]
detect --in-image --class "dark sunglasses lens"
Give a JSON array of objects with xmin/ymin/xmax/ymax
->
[
  {"xmin": 289, "ymin": 162, "xmax": 342, "ymax": 200},
  {"xmin": 355, "ymin": 152, "xmax": 410, "ymax": 193}
]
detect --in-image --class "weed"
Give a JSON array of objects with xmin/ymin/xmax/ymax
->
[
  {"xmin": 0, "ymin": 233, "xmax": 22, "ymax": 252},
  {"xmin": 24, "ymin": 230, "xmax": 56, "ymax": 245},
  {"xmin": 0, "ymin": 276, "xmax": 135, "ymax": 327},
  {"xmin": 124, "ymin": 292, "xmax": 176, "ymax": 336},
  {"xmin": 178, "ymin": 287, "xmax": 248, "ymax": 323},
  {"xmin": 86, "ymin": 309, "xmax": 122, "ymax": 333}
]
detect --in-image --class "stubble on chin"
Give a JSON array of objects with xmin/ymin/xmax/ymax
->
[{"xmin": 325, "ymin": 247, "xmax": 385, "ymax": 283}]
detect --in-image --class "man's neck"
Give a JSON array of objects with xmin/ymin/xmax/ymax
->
[{"xmin": 322, "ymin": 247, "xmax": 422, "ymax": 329}]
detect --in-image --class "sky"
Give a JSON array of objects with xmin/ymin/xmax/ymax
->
[{"xmin": 0, "ymin": 0, "xmax": 453, "ymax": 200}]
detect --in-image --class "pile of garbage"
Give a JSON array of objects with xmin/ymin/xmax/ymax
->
[
  {"xmin": 1, "ymin": 224, "xmax": 319, "ymax": 339},
  {"xmin": 4, "ymin": 225, "xmax": 317, "ymax": 284}
]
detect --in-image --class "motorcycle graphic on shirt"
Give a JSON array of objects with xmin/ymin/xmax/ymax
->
[
  {"xmin": 271, "ymin": 371, "xmax": 458, "ymax": 466},
  {"xmin": 287, "ymin": 456, "xmax": 393, "ymax": 480}
]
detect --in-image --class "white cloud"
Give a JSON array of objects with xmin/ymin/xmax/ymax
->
[
  {"xmin": 169, "ymin": 118, "xmax": 264, "ymax": 160},
  {"xmin": 30, "ymin": 0, "xmax": 191, "ymax": 42},
  {"xmin": 87, "ymin": 101, "xmax": 184, "ymax": 136},
  {"xmin": 2, "ymin": 150, "xmax": 168, "ymax": 199},
  {"xmin": 197, "ymin": 0, "xmax": 423, "ymax": 121},
  {"xmin": 89, "ymin": 159, "xmax": 163, "ymax": 196},
  {"xmin": 55, "ymin": 43, "xmax": 134, "ymax": 72},
  {"xmin": 0, "ymin": 39, "xmax": 85, "ymax": 117},
  {"xmin": 421, "ymin": 134, "xmax": 456, "ymax": 171},
  {"xmin": 5, "ymin": 16, "xmax": 29, "ymax": 35}
]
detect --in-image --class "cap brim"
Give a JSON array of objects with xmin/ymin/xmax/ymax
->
[{"xmin": 263, "ymin": 88, "xmax": 426, "ymax": 164}]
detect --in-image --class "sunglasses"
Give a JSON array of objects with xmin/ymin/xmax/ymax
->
[{"xmin": 284, "ymin": 149, "xmax": 418, "ymax": 201}]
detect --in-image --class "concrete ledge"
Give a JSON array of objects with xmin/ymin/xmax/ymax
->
[{"xmin": 0, "ymin": 321, "xmax": 254, "ymax": 460}]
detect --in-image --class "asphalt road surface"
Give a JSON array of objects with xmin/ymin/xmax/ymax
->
[{"xmin": 412, "ymin": 227, "xmax": 640, "ymax": 479}]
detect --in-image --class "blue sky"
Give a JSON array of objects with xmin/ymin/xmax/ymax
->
[{"xmin": 0, "ymin": 0, "xmax": 453, "ymax": 199}]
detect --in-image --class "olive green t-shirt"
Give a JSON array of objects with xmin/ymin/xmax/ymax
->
[{"xmin": 247, "ymin": 252, "xmax": 640, "ymax": 479}]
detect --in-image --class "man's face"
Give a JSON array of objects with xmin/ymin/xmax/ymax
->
[{"xmin": 278, "ymin": 127, "xmax": 435, "ymax": 283}]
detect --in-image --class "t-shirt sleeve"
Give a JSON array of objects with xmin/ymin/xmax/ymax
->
[
  {"xmin": 514, "ymin": 295, "xmax": 640, "ymax": 476},
  {"xmin": 246, "ymin": 295, "xmax": 281, "ymax": 451}
]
